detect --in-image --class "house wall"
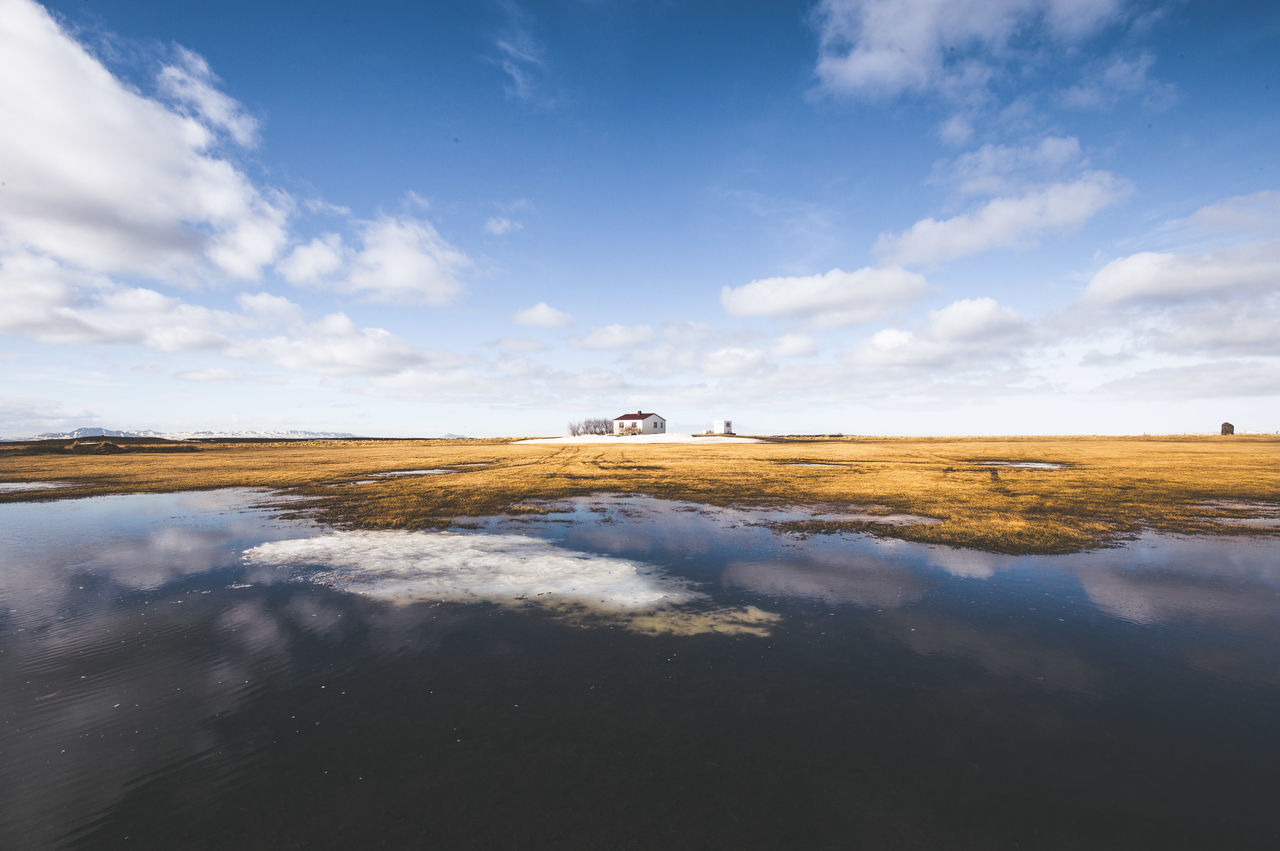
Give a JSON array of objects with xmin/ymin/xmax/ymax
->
[{"xmin": 613, "ymin": 416, "xmax": 665, "ymax": 435}]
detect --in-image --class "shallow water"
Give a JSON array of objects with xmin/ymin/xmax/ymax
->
[{"xmin": 2, "ymin": 491, "xmax": 1279, "ymax": 848}]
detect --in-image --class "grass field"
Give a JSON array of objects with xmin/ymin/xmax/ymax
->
[{"xmin": 1, "ymin": 435, "xmax": 1277, "ymax": 554}]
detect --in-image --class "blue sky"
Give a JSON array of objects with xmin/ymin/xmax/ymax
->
[{"xmin": 1, "ymin": 0, "xmax": 1277, "ymax": 437}]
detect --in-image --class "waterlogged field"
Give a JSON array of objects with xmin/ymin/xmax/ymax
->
[
  {"xmin": 2, "ymin": 437, "xmax": 1280, "ymax": 847},
  {"xmin": 2, "ymin": 434, "xmax": 1278, "ymax": 553}
]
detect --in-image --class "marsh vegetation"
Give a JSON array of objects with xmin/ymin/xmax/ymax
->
[{"xmin": 2, "ymin": 434, "xmax": 1276, "ymax": 554}]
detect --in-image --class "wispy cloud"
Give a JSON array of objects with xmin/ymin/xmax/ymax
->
[
  {"xmin": 484, "ymin": 216, "xmax": 523, "ymax": 236},
  {"xmin": 813, "ymin": 0, "xmax": 1126, "ymax": 102},
  {"xmin": 489, "ymin": 1, "xmax": 557, "ymax": 106},
  {"xmin": 1061, "ymin": 52, "xmax": 1175, "ymax": 110},
  {"xmin": 156, "ymin": 46, "xmax": 260, "ymax": 146},
  {"xmin": 876, "ymin": 172, "xmax": 1130, "ymax": 266}
]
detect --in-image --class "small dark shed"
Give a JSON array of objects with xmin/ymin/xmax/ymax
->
[{"xmin": 1221, "ymin": 422, "xmax": 1235, "ymax": 435}]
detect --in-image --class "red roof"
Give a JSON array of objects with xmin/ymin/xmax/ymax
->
[{"xmin": 614, "ymin": 411, "xmax": 661, "ymax": 420}]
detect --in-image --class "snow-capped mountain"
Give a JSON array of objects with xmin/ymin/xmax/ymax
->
[{"xmin": 20, "ymin": 427, "xmax": 359, "ymax": 441}]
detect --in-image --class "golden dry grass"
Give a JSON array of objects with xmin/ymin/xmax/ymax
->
[{"xmin": 1, "ymin": 434, "xmax": 1277, "ymax": 554}]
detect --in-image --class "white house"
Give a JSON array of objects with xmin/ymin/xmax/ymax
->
[
  {"xmin": 712, "ymin": 420, "xmax": 734, "ymax": 435},
  {"xmin": 613, "ymin": 411, "xmax": 666, "ymax": 435}
]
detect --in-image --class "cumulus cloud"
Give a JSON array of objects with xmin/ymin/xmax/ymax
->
[
  {"xmin": 1084, "ymin": 248, "xmax": 1280, "ymax": 306},
  {"xmin": 851, "ymin": 297, "xmax": 1029, "ymax": 371},
  {"xmin": 276, "ymin": 233, "xmax": 345, "ymax": 285},
  {"xmin": 721, "ymin": 266, "xmax": 928, "ymax": 326},
  {"xmin": 233, "ymin": 313, "xmax": 428, "ymax": 376},
  {"xmin": 513, "ymin": 301, "xmax": 573, "ymax": 328},
  {"xmin": 0, "ymin": 249, "xmax": 237, "ymax": 350},
  {"xmin": 876, "ymin": 172, "xmax": 1129, "ymax": 266},
  {"xmin": 236, "ymin": 291, "xmax": 304, "ymax": 326},
  {"xmin": 1085, "ymin": 192, "xmax": 1280, "ymax": 308},
  {"xmin": 574, "ymin": 324, "xmax": 654, "ymax": 349},
  {"xmin": 814, "ymin": 0, "xmax": 1124, "ymax": 101},
  {"xmin": 344, "ymin": 216, "xmax": 468, "ymax": 304},
  {"xmin": 0, "ymin": 0, "xmax": 289, "ymax": 283}
]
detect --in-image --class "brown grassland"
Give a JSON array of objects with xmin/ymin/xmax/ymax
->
[{"xmin": 1, "ymin": 434, "xmax": 1277, "ymax": 554}]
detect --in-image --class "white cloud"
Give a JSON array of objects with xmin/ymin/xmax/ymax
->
[
  {"xmin": 1085, "ymin": 247, "xmax": 1280, "ymax": 306},
  {"xmin": 513, "ymin": 301, "xmax": 572, "ymax": 328},
  {"xmin": 1097, "ymin": 361, "xmax": 1280, "ymax": 399},
  {"xmin": 0, "ymin": 249, "xmax": 236, "ymax": 350},
  {"xmin": 876, "ymin": 172, "xmax": 1129, "ymax": 266},
  {"xmin": 276, "ymin": 233, "xmax": 345, "ymax": 285},
  {"xmin": 233, "ymin": 313, "xmax": 428, "ymax": 377},
  {"xmin": 1190, "ymin": 190, "xmax": 1280, "ymax": 237},
  {"xmin": 574, "ymin": 324, "xmax": 654, "ymax": 350},
  {"xmin": 0, "ymin": 0, "xmax": 289, "ymax": 283},
  {"xmin": 156, "ymin": 46, "xmax": 259, "ymax": 146},
  {"xmin": 1062, "ymin": 52, "xmax": 1174, "ymax": 110},
  {"xmin": 344, "ymin": 217, "xmax": 468, "ymax": 304},
  {"xmin": 851, "ymin": 297, "xmax": 1029, "ymax": 371},
  {"xmin": 484, "ymin": 216, "xmax": 522, "ymax": 235},
  {"xmin": 720, "ymin": 266, "xmax": 928, "ymax": 325},
  {"xmin": 937, "ymin": 114, "xmax": 975, "ymax": 146},
  {"xmin": 814, "ymin": 0, "xmax": 1124, "ymax": 101},
  {"xmin": 772, "ymin": 333, "xmax": 819, "ymax": 358},
  {"xmin": 175, "ymin": 367, "xmax": 235, "ymax": 382},
  {"xmin": 704, "ymin": 347, "xmax": 769, "ymax": 377},
  {"xmin": 235, "ymin": 291, "xmax": 303, "ymax": 326},
  {"xmin": 927, "ymin": 297, "xmax": 1025, "ymax": 340},
  {"xmin": 490, "ymin": 1, "xmax": 556, "ymax": 106},
  {"xmin": 935, "ymin": 136, "xmax": 1084, "ymax": 197},
  {"xmin": 492, "ymin": 336, "xmax": 549, "ymax": 354}
]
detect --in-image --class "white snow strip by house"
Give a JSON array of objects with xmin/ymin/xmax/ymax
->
[{"xmin": 517, "ymin": 433, "xmax": 760, "ymax": 444}]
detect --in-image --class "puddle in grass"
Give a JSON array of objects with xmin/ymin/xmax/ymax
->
[
  {"xmin": 0, "ymin": 481, "xmax": 72, "ymax": 492},
  {"xmin": 1196, "ymin": 499, "xmax": 1280, "ymax": 529},
  {"xmin": 974, "ymin": 460, "xmax": 1066, "ymax": 470},
  {"xmin": 2, "ymin": 490, "xmax": 1280, "ymax": 848}
]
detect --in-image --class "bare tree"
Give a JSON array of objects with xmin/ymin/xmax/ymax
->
[{"xmin": 568, "ymin": 417, "xmax": 613, "ymax": 436}]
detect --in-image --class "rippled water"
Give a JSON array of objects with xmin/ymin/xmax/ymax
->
[{"xmin": 2, "ymin": 490, "xmax": 1278, "ymax": 848}]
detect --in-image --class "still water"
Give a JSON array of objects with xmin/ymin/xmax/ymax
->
[{"xmin": 2, "ymin": 490, "xmax": 1278, "ymax": 848}]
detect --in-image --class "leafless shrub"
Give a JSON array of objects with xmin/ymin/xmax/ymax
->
[{"xmin": 568, "ymin": 417, "xmax": 613, "ymax": 436}]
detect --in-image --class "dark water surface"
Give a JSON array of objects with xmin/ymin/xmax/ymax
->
[{"xmin": 2, "ymin": 491, "xmax": 1279, "ymax": 849}]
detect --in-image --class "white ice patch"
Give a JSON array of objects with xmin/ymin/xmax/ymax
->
[
  {"xmin": 975, "ymin": 461, "xmax": 1064, "ymax": 470},
  {"xmin": 0, "ymin": 481, "xmax": 71, "ymax": 491},
  {"xmin": 242, "ymin": 530, "xmax": 697, "ymax": 609},
  {"xmin": 517, "ymin": 433, "xmax": 759, "ymax": 444}
]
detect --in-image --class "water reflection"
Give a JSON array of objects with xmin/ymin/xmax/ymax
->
[
  {"xmin": 1063, "ymin": 534, "xmax": 1280, "ymax": 626},
  {"xmin": 2, "ymin": 490, "xmax": 1280, "ymax": 848}
]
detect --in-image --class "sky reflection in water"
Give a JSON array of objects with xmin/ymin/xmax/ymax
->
[{"xmin": 2, "ymin": 490, "xmax": 1279, "ymax": 848}]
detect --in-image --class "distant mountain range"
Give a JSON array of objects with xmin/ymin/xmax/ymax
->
[{"xmin": 16, "ymin": 427, "xmax": 360, "ymax": 441}]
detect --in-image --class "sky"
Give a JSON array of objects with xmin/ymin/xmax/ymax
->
[{"xmin": 1, "ymin": 0, "xmax": 1278, "ymax": 437}]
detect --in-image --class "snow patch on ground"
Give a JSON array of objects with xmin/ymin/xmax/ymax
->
[{"xmin": 517, "ymin": 433, "xmax": 760, "ymax": 444}]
